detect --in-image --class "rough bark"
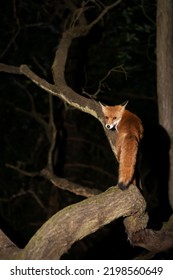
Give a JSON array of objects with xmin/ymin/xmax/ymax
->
[
  {"xmin": 0, "ymin": 185, "xmax": 148, "ymax": 260},
  {"xmin": 157, "ymin": 0, "xmax": 173, "ymax": 209},
  {"xmin": 0, "ymin": 230, "xmax": 20, "ymax": 260}
]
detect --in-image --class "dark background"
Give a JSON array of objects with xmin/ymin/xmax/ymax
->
[{"xmin": 0, "ymin": 0, "xmax": 172, "ymax": 259}]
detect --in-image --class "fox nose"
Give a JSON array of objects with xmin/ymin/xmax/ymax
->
[{"xmin": 106, "ymin": 124, "xmax": 111, "ymax": 129}]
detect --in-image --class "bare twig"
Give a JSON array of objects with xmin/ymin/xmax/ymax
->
[
  {"xmin": 88, "ymin": 0, "xmax": 123, "ymax": 30},
  {"xmin": 5, "ymin": 163, "xmax": 39, "ymax": 177},
  {"xmin": 87, "ymin": 65, "xmax": 127, "ymax": 97},
  {"xmin": 47, "ymin": 95, "xmax": 57, "ymax": 171},
  {"xmin": 5, "ymin": 163, "xmax": 101, "ymax": 197}
]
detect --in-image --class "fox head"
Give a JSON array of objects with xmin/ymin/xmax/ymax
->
[{"xmin": 100, "ymin": 101, "xmax": 128, "ymax": 131}]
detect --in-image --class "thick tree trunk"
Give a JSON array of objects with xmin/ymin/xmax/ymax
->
[{"xmin": 157, "ymin": 0, "xmax": 173, "ymax": 209}]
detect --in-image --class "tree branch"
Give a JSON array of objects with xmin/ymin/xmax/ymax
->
[
  {"xmin": 129, "ymin": 214, "xmax": 173, "ymax": 254},
  {"xmin": 6, "ymin": 164, "xmax": 101, "ymax": 198},
  {"xmin": 1, "ymin": 186, "xmax": 173, "ymax": 259},
  {"xmin": 14, "ymin": 184, "xmax": 148, "ymax": 260},
  {"xmin": 40, "ymin": 168, "xmax": 101, "ymax": 197},
  {"xmin": 0, "ymin": 0, "xmax": 120, "ymax": 157},
  {"xmin": 0, "ymin": 230, "xmax": 20, "ymax": 260}
]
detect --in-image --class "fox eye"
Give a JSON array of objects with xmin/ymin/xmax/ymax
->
[
  {"xmin": 113, "ymin": 117, "xmax": 117, "ymax": 120},
  {"xmin": 105, "ymin": 116, "xmax": 108, "ymax": 120}
]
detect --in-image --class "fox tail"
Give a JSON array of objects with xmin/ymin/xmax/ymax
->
[{"xmin": 118, "ymin": 135, "xmax": 138, "ymax": 190}]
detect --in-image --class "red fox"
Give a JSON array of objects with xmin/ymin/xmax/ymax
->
[{"xmin": 100, "ymin": 101, "xmax": 143, "ymax": 190}]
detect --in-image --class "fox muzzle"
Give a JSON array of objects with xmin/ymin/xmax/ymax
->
[{"xmin": 105, "ymin": 124, "xmax": 115, "ymax": 130}]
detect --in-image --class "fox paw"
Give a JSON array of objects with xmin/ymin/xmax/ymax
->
[{"xmin": 118, "ymin": 182, "xmax": 129, "ymax": 190}]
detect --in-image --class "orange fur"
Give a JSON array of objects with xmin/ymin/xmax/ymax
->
[{"xmin": 101, "ymin": 102, "xmax": 143, "ymax": 190}]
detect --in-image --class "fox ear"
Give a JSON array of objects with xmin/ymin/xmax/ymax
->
[
  {"xmin": 99, "ymin": 101, "xmax": 107, "ymax": 109},
  {"xmin": 120, "ymin": 100, "xmax": 128, "ymax": 108}
]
